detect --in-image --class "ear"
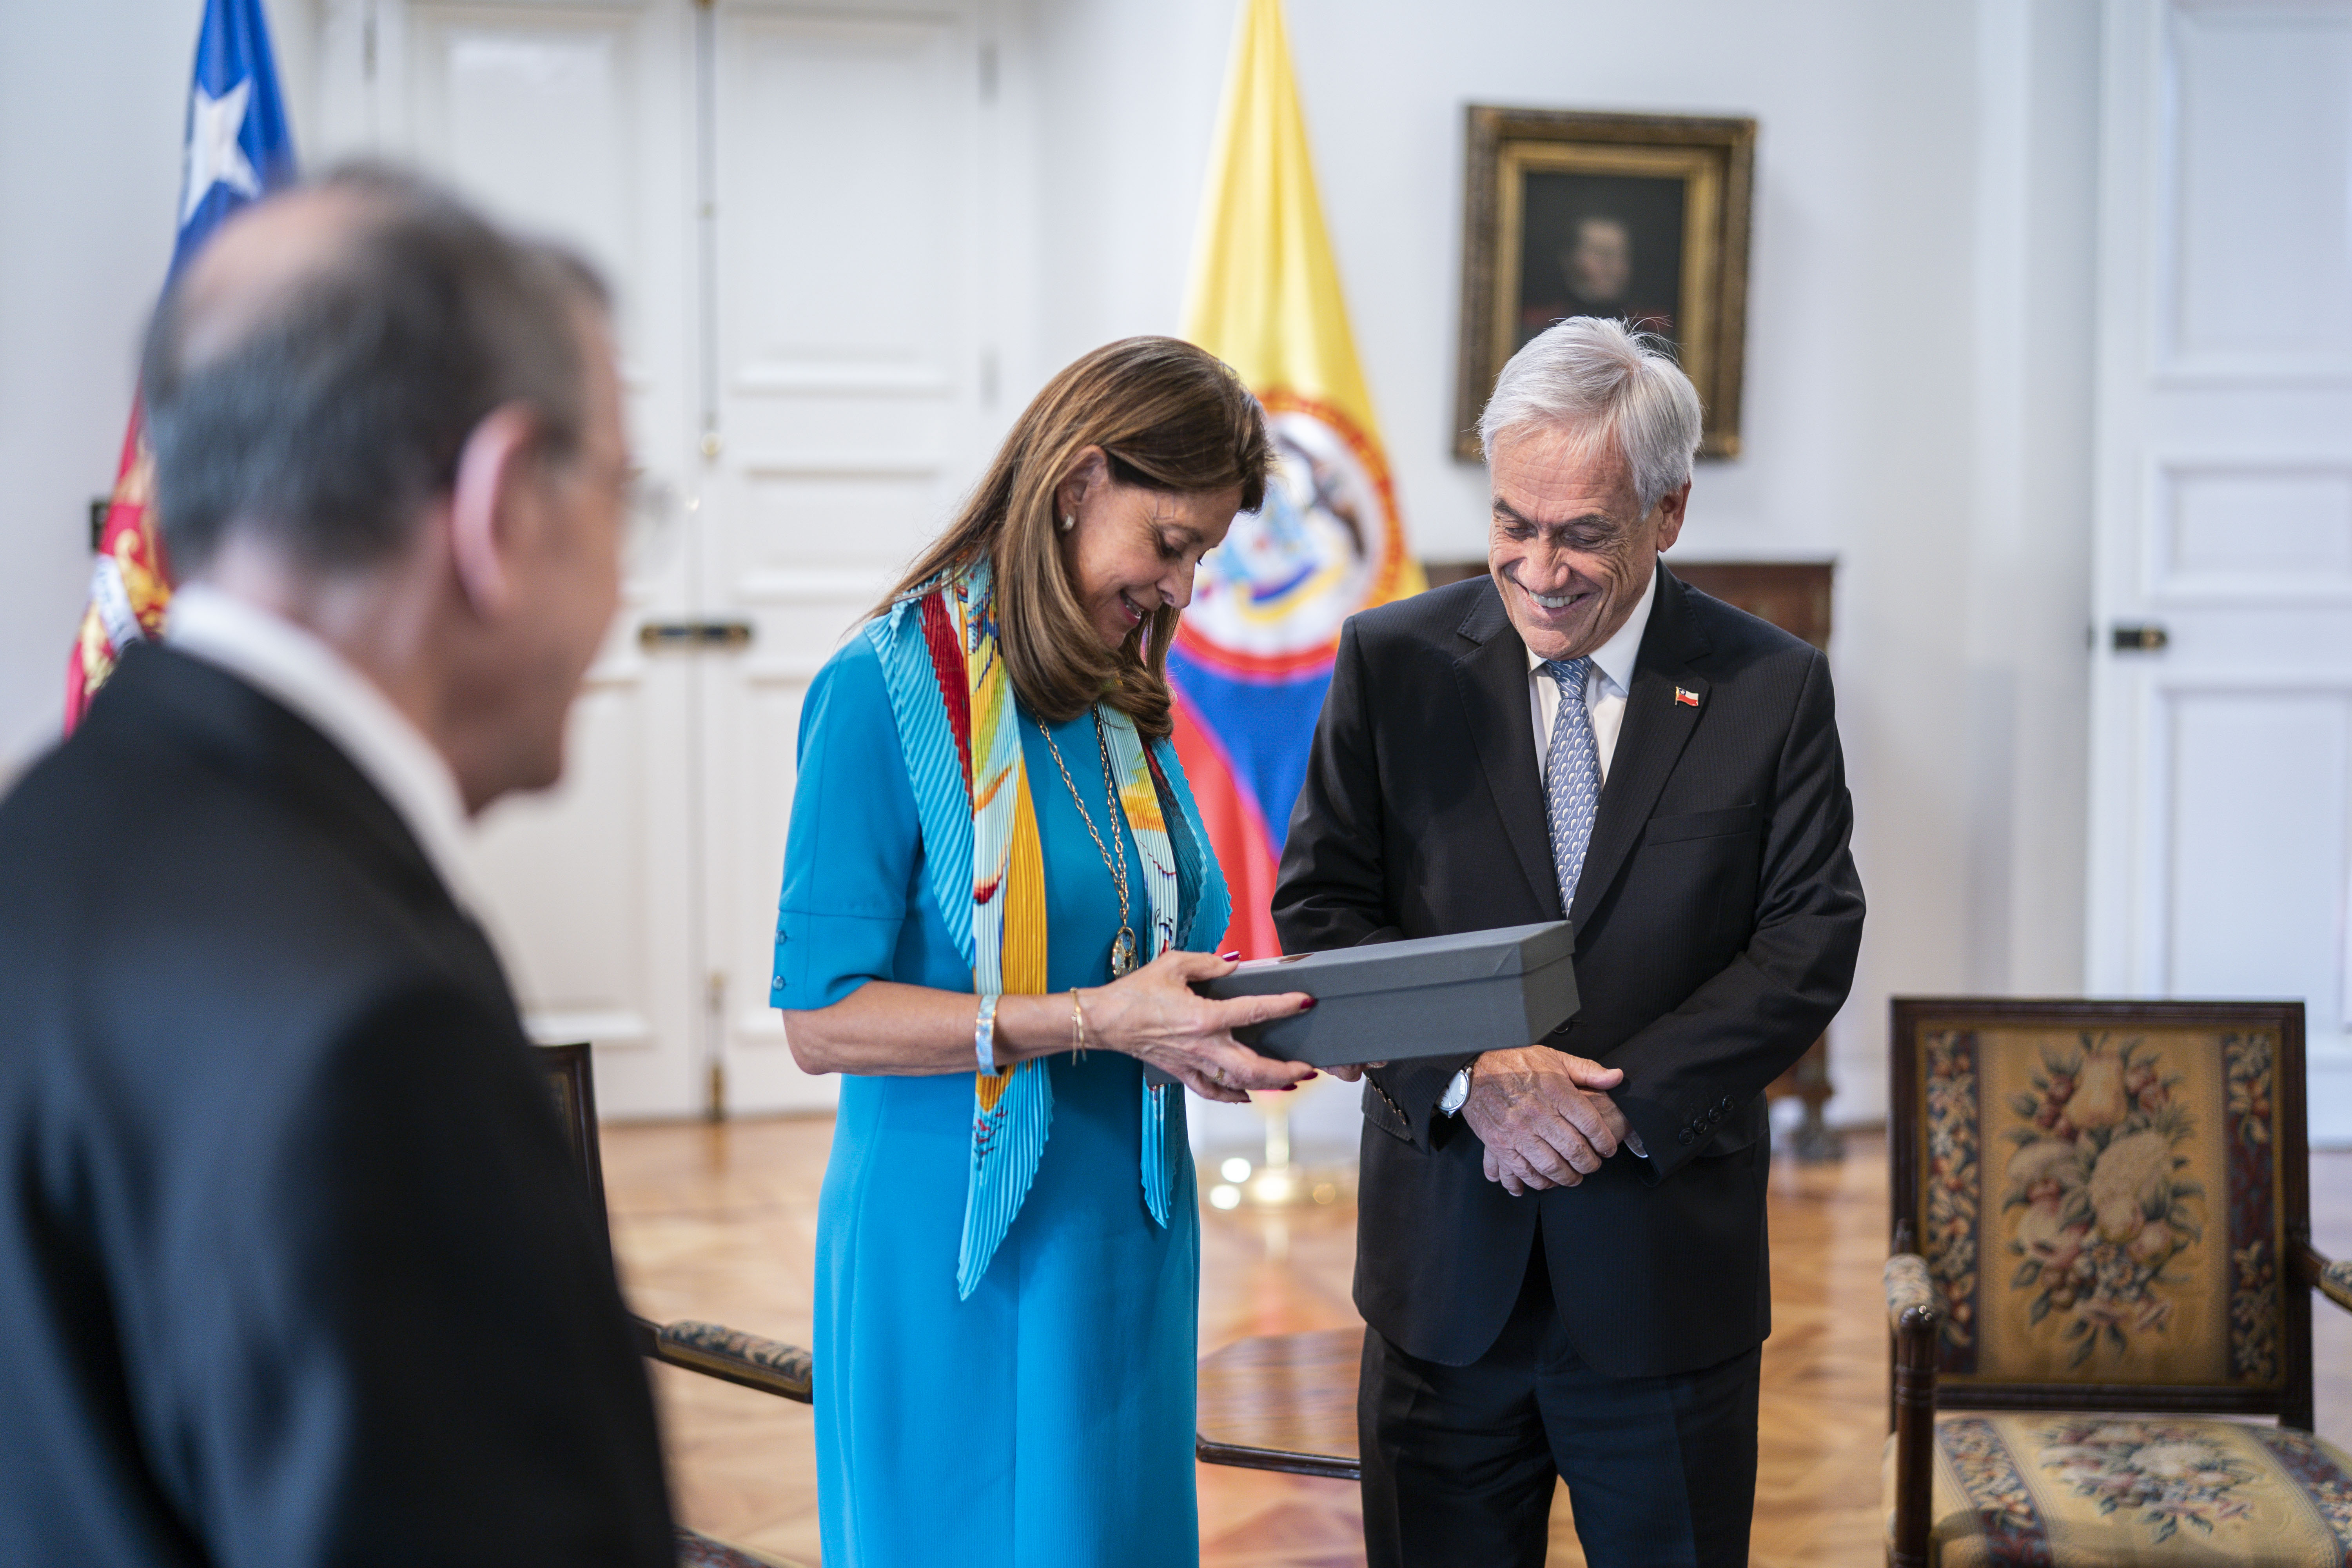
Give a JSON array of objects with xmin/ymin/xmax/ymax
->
[
  {"xmin": 1054, "ymin": 446, "xmax": 1110, "ymax": 524},
  {"xmin": 1652, "ymin": 480, "xmax": 1692, "ymax": 554},
  {"xmin": 447, "ymin": 403, "xmax": 540, "ymax": 619}
]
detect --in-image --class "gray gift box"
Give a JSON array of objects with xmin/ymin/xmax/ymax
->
[{"xmin": 1189, "ymin": 921, "xmax": 1580, "ymax": 1069}]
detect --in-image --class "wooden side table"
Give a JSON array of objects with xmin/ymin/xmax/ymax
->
[{"xmin": 1672, "ymin": 562, "xmax": 1839, "ymax": 1163}]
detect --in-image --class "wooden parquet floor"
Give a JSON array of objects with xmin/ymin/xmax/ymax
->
[{"xmin": 601, "ymin": 1119, "xmax": 2352, "ymax": 1566}]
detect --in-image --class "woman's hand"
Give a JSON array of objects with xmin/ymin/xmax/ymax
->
[{"xmin": 1078, "ymin": 950, "xmax": 1316, "ymax": 1104}]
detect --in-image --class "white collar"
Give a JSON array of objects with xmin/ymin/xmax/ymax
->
[
  {"xmin": 165, "ymin": 583, "xmax": 479, "ymax": 913},
  {"xmin": 1524, "ymin": 560, "xmax": 1661, "ymax": 696}
]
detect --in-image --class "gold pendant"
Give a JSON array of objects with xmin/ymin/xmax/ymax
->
[{"xmin": 1111, "ymin": 928, "xmax": 1139, "ymax": 977}]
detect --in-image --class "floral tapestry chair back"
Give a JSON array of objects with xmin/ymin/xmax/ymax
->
[{"xmin": 1882, "ymin": 1000, "xmax": 2352, "ymax": 1568}]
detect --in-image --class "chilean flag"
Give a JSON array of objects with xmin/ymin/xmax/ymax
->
[
  {"xmin": 1170, "ymin": 0, "xmax": 1422, "ymax": 956},
  {"xmin": 64, "ymin": 0, "xmax": 296, "ymax": 732}
]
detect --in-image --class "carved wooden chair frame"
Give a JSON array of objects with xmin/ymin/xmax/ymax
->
[{"xmin": 539, "ymin": 1043, "xmax": 811, "ymax": 1567}]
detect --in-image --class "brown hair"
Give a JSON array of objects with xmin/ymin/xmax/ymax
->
[{"xmin": 880, "ymin": 336, "xmax": 1271, "ymax": 738}]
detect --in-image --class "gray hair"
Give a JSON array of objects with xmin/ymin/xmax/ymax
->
[
  {"xmin": 142, "ymin": 162, "xmax": 610, "ymax": 574},
  {"xmin": 1476, "ymin": 317, "xmax": 1703, "ymax": 515}
]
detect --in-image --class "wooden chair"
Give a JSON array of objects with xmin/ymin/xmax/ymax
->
[
  {"xmin": 1885, "ymin": 998, "xmax": 2352, "ymax": 1567},
  {"xmin": 1196, "ymin": 1327, "xmax": 1365, "ymax": 1480},
  {"xmin": 539, "ymin": 1043, "xmax": 813, "ymax": 1568}
]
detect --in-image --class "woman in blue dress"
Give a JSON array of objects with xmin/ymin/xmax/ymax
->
[{"xmin": 771, "ymin": 338, "xmax": 1316, "ymax": 1568}]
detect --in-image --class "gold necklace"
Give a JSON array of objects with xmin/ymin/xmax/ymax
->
[{"xmin": 1036, "ymin": 708, "xmax": 1140, "ymax": 977}]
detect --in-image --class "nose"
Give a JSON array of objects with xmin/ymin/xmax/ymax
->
[
  {"xmin": 1159, "ymin": 564, "xmax": 1194, "ymax": 613},
  {"xmin": 1515, "ymin": 544, "xmax": 1580, "ymax": 593}
]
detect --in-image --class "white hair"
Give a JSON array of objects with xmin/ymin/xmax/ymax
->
[{"xmin": 1477, "ymin": 317, "xmax": 1703, "ymax": 515}]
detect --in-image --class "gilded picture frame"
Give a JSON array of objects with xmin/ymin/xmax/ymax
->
[{"xmin": 1455, "ymin": 107, "xmax": 1756, "ymax": 461}]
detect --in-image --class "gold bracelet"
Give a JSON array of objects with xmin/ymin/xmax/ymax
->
[{"xmin": 1069, "ymin": 987, "xmax": 1086, "ymax": 1058}]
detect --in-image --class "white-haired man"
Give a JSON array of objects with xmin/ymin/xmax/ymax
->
[{"xmin": 1276, "ymin": 318, "xmax": 1864, "ymax": 1567}]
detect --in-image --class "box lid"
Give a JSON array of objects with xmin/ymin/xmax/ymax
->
[{"xmin": 1203, "ymin": 920, "xmax": 1575, "ymax": 1002}]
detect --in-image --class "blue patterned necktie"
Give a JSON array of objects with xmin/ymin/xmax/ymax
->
[{"xmin": 1543, "ymin": 657, "xmax": 1601, "ymax": 914}]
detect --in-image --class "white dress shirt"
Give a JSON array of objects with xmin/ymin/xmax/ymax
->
[
  {"xmin": 1439, "ymin": 568, "xmax": 1662, "ymax": 1145},
  {"xmin": 166, "ymin": 584, "xmax": 480, "ymax": 913},
  {"xmin": 1527, "ymin": 564, "xmax": 1657, "ymax": 788}
]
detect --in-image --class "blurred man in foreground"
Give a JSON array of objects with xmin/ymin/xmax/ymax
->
[{"xmin": 0, "ymin": 168, "xmax": 673, "ymax": 1566}]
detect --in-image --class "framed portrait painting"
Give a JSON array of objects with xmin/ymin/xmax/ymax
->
[{"xmin": 1455, "ymin": 107, "xmax": 1756, "ymax": 460}]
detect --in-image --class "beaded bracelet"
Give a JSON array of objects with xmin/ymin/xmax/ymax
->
[{"xmin": 975, "ymin": 992, "xmax": 1001, "ymax": 1074}]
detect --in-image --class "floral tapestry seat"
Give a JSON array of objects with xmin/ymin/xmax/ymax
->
[
  {"xmin": 1884, "ymin": 1000, "xmax": 2352, "ymax": 1567},
  {"xmin": 1882, "ymin": 1392, "xmax": 2352, "ymax": 1566}
]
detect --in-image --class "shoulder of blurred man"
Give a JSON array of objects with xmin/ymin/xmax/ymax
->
[
  {"xmin": 0, "ymin": 639, "xmax": 533, "ymax": 1268},
  {"xmin": 0, "ymin": 639, "xmax": 674, "ymax": 1566},
  {"xmin": 4, "ymin": 641, "xmax": 485, "ymax": 991}
]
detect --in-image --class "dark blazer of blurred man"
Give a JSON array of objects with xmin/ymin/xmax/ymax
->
[
  {"xmin": 0, "ymin": 169, "xmax": 674, "ymax": 1566},
  {"xmin": 1276, "ymin": 318, "xmax": 1864, "ymax": 1568}
]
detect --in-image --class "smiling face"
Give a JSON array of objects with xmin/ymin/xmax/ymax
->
[
  {"xmin": 1055, "ymin": 447, "xmax": 1243, "ymax": 651},
  {"xmin": 1487, "ymin": 422, "xmax": 1688, "ymax": 662}
]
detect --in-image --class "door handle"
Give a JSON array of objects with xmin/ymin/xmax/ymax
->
[
  {"xmin": 639, "ymin": 620, "xmax": 754, "ymax": 651},
  {"xmin": 2111, "ymin": 623, "xmax": 2168, "ymax": 653}
]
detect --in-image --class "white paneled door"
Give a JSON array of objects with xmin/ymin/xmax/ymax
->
[
  {"xmin": 2089, "ymin": 0, "xmax": 2352, "ymax": 1136},
  {"xmin": 702, "ymin": 3, "xmax": 1004, "ymax": 1109},
  {"xmin": 314, "ymin": 0, "xmax": 1014, "ymax": 1116}
]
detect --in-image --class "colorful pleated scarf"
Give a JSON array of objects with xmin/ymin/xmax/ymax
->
[{"xmin": 865, "ymin": 558, "xmax": 1226, "ymax": 1297}]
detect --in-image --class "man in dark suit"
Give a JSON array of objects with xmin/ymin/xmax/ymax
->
[
  {"xmin": 1276, "ymin": 318, "xmax": 1864, "ymax": 1568},
  {"xmin": 0, "ymin": 169, "xmax": 674, "ymax": 1564}
]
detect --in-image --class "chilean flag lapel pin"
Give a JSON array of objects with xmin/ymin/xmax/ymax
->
[{"xmin": 1674, "ymin": 686, "xmax": 1702, "ymax": 708}]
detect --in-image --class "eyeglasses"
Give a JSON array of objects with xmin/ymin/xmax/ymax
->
[{"xmin": 622, "ymin": 467, "xmax": 687, "ymax": 578}]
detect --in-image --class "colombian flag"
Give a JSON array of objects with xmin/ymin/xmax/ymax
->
[
  {"xmin": 1172, "ymin": 0, "xmax": 1423, "ymax": 957},
  {"xmin": 64, "ymin": 0, "xmax": 296, "ymax": 732}
]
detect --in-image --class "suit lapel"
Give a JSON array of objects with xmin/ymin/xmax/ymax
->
[
  {"xmin": 1569, "ymin": 566, "xmax": 1713, "ymax": 929},
  {"xmin": 111, "ymin": 645, "xmax": 519, "ymax": 1019},
  {"xmin": 1448, "ymin": 583, "xmax": 1564, "ymax": 920}
]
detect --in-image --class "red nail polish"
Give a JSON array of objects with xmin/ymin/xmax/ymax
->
[
  {"xmin": 1299, "ymin": 997, "xmax": 1317, "ymax": 1011},
  {"xmin": 1220, "ymin": 951, "xmax": 1241, "ymax": 961}
]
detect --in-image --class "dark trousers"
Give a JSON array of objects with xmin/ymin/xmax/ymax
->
[{"xmin": 1358, "ymin": 1241, "xmax": 1760, "ymax": 1568}]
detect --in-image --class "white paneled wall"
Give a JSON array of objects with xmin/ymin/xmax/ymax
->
[
  {"xmin": 1026, "ymin": 0, "xmax": 2104, "ymax": 1146},
  {"xmin": 2163, "ymin": 2, "xmax": 2352, "ymax": 373},
  {"xmin": 702, "ymin": 1, "xmax": 1008, "ymax": 1111},
  {"xmin": 303, "ymin": 0, "xmax": 1027, "ymax": 1116},
  {"xmin": 48, "ymin": 0, "xmax": 2352, "ymax": 1145},
  {"xmin": 2089, "ymin": 0, "xmax": 2352, "ymax": 1136},
  {"xmin": 311, "ymin": 0, "xmax": 708, "ymax": 1115}
]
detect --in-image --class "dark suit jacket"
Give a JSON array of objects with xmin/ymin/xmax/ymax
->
[
  {"xmin": 1274, "ymin": 568, "xmax": 1864, "ymax": 1378},
  {"xmin": 0, "ymin": 645, "xmax": 673, "ymax": 1566}
]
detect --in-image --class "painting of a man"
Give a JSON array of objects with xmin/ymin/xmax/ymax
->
[{"xmin": 1515, "ymin": 171, "xmax": 1685, "ymax": 349}]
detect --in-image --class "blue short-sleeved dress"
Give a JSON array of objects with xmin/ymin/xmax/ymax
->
[{"xmin": 771, "ymin": 634, "xmax": 1225, "ymax": 1568}]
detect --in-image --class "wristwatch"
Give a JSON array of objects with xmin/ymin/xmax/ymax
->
[{"xmin": 1438, "ymin": 1062, "xmax": 1474, "ymax": 1117}]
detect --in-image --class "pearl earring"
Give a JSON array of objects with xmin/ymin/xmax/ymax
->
[{"xmin": 1059, "ymin": 514, "xmax": 1075, "ymax": 533}]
